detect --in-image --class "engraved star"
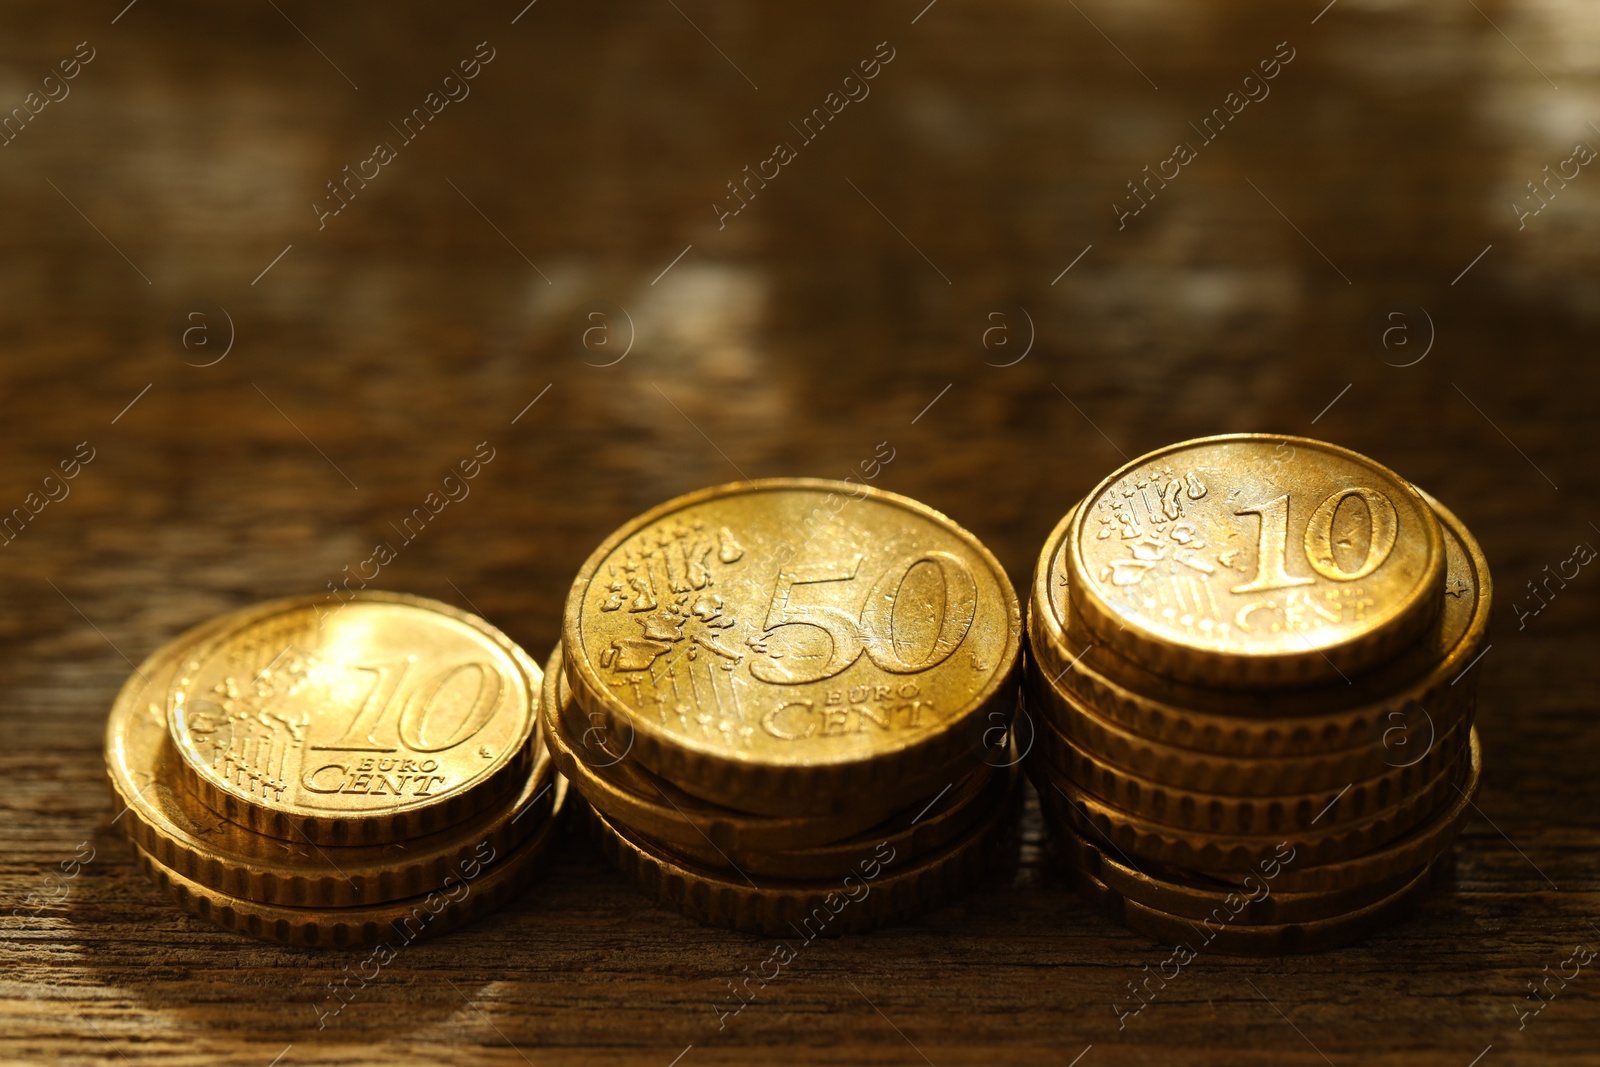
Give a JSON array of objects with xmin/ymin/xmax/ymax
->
[{"xmin": 1444, "ymin": 576, "xmax": 1470, "ymax": 599}]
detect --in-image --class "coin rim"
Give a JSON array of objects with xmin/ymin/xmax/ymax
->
[
  {"xmin": 1031, "ymin": 490, "xmax": 1490, "ymax": 754},
  {"xmin": 166, "ymin": 591, "xmax": 540, "ymax": 846},
  {"xmin": 1039, "ymin": 790, "xmax": 1429, "ymax": 926},
  {"xmin": 110, "ymin": 636, "xmax": 556, "ymax": 906},
  {"xmin": 126, "ymin": 777, "xmax": 567, "ymax": 947},
  {"xmin": 585, "ymin": 765, "xmax": 1017, "ymax": 937},
  {"xmin": 1038, "ymin": 729, "xmax": 1476, "ymax": 872},
  {"xmin": 1037, "ymin": 706, "xmax": 1469, "ymax": 834},
  {"xmin": 1063, "ymin": 433, "xmax": 1448, "ymax": 686},
  {"xmin": 562, "ymin": 478, "xmax": 1023, "ymax": 808}
]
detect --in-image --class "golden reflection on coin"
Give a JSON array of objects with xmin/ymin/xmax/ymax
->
[
  {"xmin": 169, "ymin": 592, "xmax": 538, "ymax": 845},
  {"xmin": 1032, "ymin": 493, "xmax": 1489, "ymax": 754},
  {"xmin": 563, "ymin": 479, "xmax": 1022, "ymax": 813},
  {"xmin": 1066, "ymin": 435, "xmax": 1446, "ymax": 686},
  {"xmin": 541, "ymin": 644, "xmax": 908, "ymax": 852},
  {"xmin": 108, "ymin": 624, "xmax": 555, "ymax": 906}
]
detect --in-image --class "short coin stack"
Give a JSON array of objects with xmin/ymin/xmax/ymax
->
[
  {"xmin": 105, "ymin": 592, "xmax": 563, "ymax": 946},
  {"xmin": 552, "ymin": 479, "xmax": 1025, "ymax": 936},
  {"xmin": 1025, "ymin": 435, "xmax": 1489, "ymax": 954}
]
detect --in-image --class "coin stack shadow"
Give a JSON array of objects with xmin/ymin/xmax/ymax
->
[
  {"xmin": 1026, "ymin": 471, "xmax": 1490, "ymax": 955},
  {"xmin": 545, "ymin": 643, "xmax": 1022, "ymax": 938},
  {"xmin": 104, "ymin": 594, "xmax": 564, "ymax": 947}
]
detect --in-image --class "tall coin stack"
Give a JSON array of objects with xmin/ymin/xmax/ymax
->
[
  {"xmin": 553, "ymin": 479, "xmax": 1025, "ymax": 936},
  {"xmin": 1025, "ymin": 435, "xmax": 1489, "ymax": 954},
  {"xmin": 105, "ymin": 592, "xmax": 564, "ymax": 946}
]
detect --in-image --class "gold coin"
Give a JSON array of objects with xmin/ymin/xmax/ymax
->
[
  {"xmin": 585, "ymin": 768, "xmax": 1017, "ymax": 937},
  {"xmin": 1040, "ymin": 729, "xmax": 1475, "ymax": 872},
  {"xmin": 1065, "ymin": 435, "xmax": 1447, "ymax": 687},
  {"xmin": 563, "ymin": 479, "xmax": 1022, "ymax": 814},
  {"xmin": 1024, "ymin": 664, "xmax": 1470, "ymax": 795},
  {"xmin": 169, "ymin": 592, "xmax": 539, "ymax": 845},
  {"xmin": 541, "ymin": 643, "xmax": 911, "ymax": 852},
  {"xmin": 1187, "ymin": 736, "xmax": 1480, "ymax": 894},
  {"xmin": 108, "ymin": 622, "xmax": 556, "ymax": 907},
  {"xmin": 1039, "ymin": 790, "xmax": 1426, "ymax": 925},
  {"xmin": 657, "ymin": 758, "xmax": 1006, "ymax": 880},
  {"xmin": 1069, "ymin": 848, "xmax": 1441, "ymax": 956},
  {"xmin": 1030, "ymin": 491, "xmax": 1489, "ymax": 756},
  {"xmin": 127, "ymin": 777, "xmax": 566, "ymax": 947},
  {"xmin": 1039, "ymin": 710, "xmax": 1468, "ymax": 834}
]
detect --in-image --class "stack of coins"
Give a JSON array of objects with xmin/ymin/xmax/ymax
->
[
  {"xmin": 104, "ymin": 592, "xmax": 564, "ymax": 946},
  {"xmin": 1024, "ymin": 435, "xmax": 1489, "ymax": 954},
  {"xmin": 551, "ymin": 479, "xmax": 1025, "ymax": 936}
]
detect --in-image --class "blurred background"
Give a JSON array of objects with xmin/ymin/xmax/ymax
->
[{"xmin": 2, "ymin": 1, "xmax": 1597, "ymax": 1064}]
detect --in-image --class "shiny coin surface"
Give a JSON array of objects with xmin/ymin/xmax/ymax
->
[
  {"xmin": 1030, "ymin": 492, "xmax": 1489, "ymax": 756},
  {"xmin": 108, "ymin": 622, "xmax": 556, "ymax": 906},
  {"xmin": 1065, "ymin": 435, "xmax": 1446, "ymax": 687},
  {"xmin": 584, "ymin": 767, "xmax": 1018, "ymax": 937},
  {"xmin": 563, "ymin": 479, "xmax": 1022, "ymax": 814},
  {"xmin": 169, "ymin": 592, "xmax": 538, "ymax": 845},
  {"xmin": 128, "ymin": 777, "xmax": 566, "ymax": 947},
  {"xmin": 541, "ymin": 643, "xmax": 910, "ymax": 852}
]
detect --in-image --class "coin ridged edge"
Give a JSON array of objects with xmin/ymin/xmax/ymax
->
[
  {"xmin": 1038, "ymin": 786, "xmax": 1431, "ymax": 925},
  {"xmin": 167, "ymin": 591, "xmax": 541, "ymax": 846},
  {"xmin": 1070, "ymin": 847, "xmax": 1442, "ymax": 956},
  {"xmin": 126, "ymin": 779, "xmax": 566, "ymax": 947},
  {"xmin": 1036, "ymin": 709, "xmax": 1469, "ymax": 835},
  {"xmin": 1042, "ymin": 733, "xmax": 1474, "ymax": 872},
  {"xmin": 659, "ymin": 759, "xmax": 1004, "ymax": 880},
  {"xmin": 1025, "ymin": 666, "xmax": 1471, "ymax": 795},
  {"xmin": 585, "ymin": 767, "xmax": 1018, "ymax": 937},
  {"xmin": 110, "ymin": 740, "xmax": 555, "ymax": 908}
]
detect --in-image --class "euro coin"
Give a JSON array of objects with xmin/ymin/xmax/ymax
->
[
  {"xmin": 168, "ymin": 592, "xmax": 539, "ymax": 845},
  {"xmin": 562, "ymin": 479, "xmax": 1022, "ymax": 815},
  {"xmin": 1029, "ymin": 492, "xmax": 1489, "ymax": 756},
  {"xmin": 108, "ymin": 621, "xmax": 556, "ymax": 907},
  {"xmin": 1065, "ymin": 435, "xmax": 1447, "ymax": 687}
]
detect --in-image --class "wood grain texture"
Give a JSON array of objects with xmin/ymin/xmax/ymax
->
[{"xmin": 1, "ymin": 1, "xmax": 1597, "ymax": 1064}]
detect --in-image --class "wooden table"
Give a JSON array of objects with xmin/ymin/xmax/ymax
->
[{"xmin": 2, "ymin": 1, "xmax": 1596, "ymax": 1064}]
